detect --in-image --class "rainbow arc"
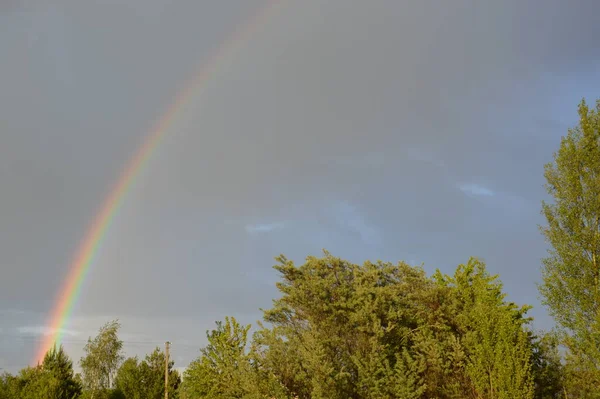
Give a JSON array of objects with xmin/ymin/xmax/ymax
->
[{"xmin": 35, "ymin": 0, "xmax": 283, "ymax": 364}]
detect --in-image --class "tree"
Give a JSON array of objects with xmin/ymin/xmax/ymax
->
[
  {"xmin": 42, "ymin": 344, "xmax": 82, "ymax": 399},
  {"xmin": 9, "ymin": 365, "xmax": 66, "ymax": 399},
  {"xmin": 253, "ymin": 252, "xmax": 552, "ymax": 398},
  {"xmin": 0, "ymin": 247, "xmax": 568, "ymax": 398},
  {"xmin": 0, "ymin": 372, "xmax": 20, "ymax": 399},
  {"xmin": 540, "ymin": 99, "xmax": 600, "ymax": 391},
  {"xmin": 444, "ymin": 259, "xmax": 535, "ymax": 399},
  {"xmin": 1, "ymin": 351, "xmax": 81, "ymax": 399},
  {"xmin": 15, "ymin": 366, "xmax": 50, "ymax": 399},
  {"xmin": 114, "ymin": 351, "xmax": 181, "ymax": 399},
  {"xmin": 144, "ymin": 348, "xmax": 181, "ymax": 399},
  {"xmin": 183, "ymin": 316, "xmax": 257, "ymax": 398},
  {"xmin": 113, "ymin": 357, "xmax": 143, "ymax": 399},
  {"xmin": 530, "ymin": 332, "xmax": 564, "ymax": 399},
  {"xmin": 80, "ymin": 320, "xmax": 124, "ymax": 398},
  {"xmin": 0, "ymin": 374, "xmax": 7, "ymax": 399},
  {"xmin": 256, "ymin": 252, "xmax": 432, "ymax": 398}
]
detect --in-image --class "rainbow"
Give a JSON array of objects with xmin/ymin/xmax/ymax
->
[{"xmin": 35, "ymin": 0, "xmax": 283, "ymax": 364}]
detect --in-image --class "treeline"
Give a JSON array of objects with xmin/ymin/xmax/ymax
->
[
  {"xmin": 0, "ymin": 256, "xmax": 563, "ymax": 399},
  {"xmin": 2, "ymin": 99, "xmax": 600, "ymax": 398},
  {"xmin": 182, "ymin": 255, "xmax": 562, "ymax": 399},
  {"xmin": 0, "ymin": 320, "xmax": 180, "ymax": 399}
]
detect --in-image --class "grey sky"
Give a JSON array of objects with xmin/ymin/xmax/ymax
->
[{"xmin": 2, "ymin": 0, "xmax": 600, "ymax": 371}]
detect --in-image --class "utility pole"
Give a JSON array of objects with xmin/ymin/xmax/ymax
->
[{"xmin": 165, "ymin": 341, "xmax": 170, "ymax": 399}]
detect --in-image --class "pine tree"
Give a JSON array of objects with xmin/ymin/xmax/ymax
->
[
  {"xmin": 430, "ymin": 259, "xmax": 535, "ymax": 398},
  {"xmin": 183, "ymin": 317, "xmax": 256, "ymax": 398},
  {"xmin": 42, "ymin": 344, "xmax": 82, "ymax": 399}
]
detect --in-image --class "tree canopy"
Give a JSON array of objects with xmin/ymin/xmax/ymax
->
[
  {"xmin": 79, "ymin": 320, "xmax": 124, "ymax": 399},
  {"xmin": 540, "ymin": 99, "xmax": 600, "ymax": 397},
  {"xmin": 3, "ymin": 253, "xmax": 567, "ymax": 399},
  {"xmin": 182, "ymin": 253, "xmax": 561, "ymax": 399},
  {"xmin": 114, "ymin": 348, "xmax": 180, "ymax": 399}
]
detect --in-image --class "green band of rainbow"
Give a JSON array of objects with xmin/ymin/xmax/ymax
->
[{"xmin": 35, "ymin": 0, "xmax": 283, "ymax": 364}]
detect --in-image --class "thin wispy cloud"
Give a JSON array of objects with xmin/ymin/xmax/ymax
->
[
  {"xmin": 459, "ymin": 183, "xmax": 495, "ymax": 198},
  {"xmin": 18, "ymin": 326, "xmax": 80, "ymax": 337},
  {"xmin": 245, "ymin": 222, "xmax": 285, "ymax": 234}
]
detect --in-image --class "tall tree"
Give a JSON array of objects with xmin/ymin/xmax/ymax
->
[
  {"xmin": 114, "ymin": 351, "xmax": 180, "ymax": 399},
  {"xmin": 445, "ymin": 259, "xmax": 535, "ymax": 399},
  {"xmin": 80, "ymin": 320, "xmax": 124, "ymax": 397},
  {"xmin": 540, "ymin": 99, "xmax": 600, "ymax": 390},
  {"xmin": 42, "ymin": 344, "xmax": 82, "ymax": 399},
  {"xmin": 183, "ymin": 316, "xmax": 257, "ymax": 398},
  {"xmin": 257, "ymin": 252, "xmax": 432, "ymax": 398},
  {"xmin": 113, "ymin": 357, "xmax": 143, "ymax": 399},
  {"xmin": 530, "ymin": 332, "xmax": 564, "ymax": 399},
  {"xmin": 141, "ymin": 348, "xmax": 180, "ymax": 399}
]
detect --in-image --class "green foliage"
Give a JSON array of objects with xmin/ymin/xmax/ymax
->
[
  {"xmin": 8, "ymin": 365, "xmax": 72, "ymax": 399},
  {"xmin": 140, "ymin": 348, "xmax": 181, "ymax": 399},
  {"xmin": 443, "ymin": 259, "xmax": 535, "ymax": 398},
  {"xmin": 78, "ymin": 388, "xmax": 123, "ymax": 399},
  {"xmin": 16, "ymin": 366, "xmax": 58, "ymax": 399},
  {"xmin": 258, "ymin": 253, "xmax": 432, "ymax": 398},
  {"xmin": 2, "ymin": 321, "xmax": 184, "ymax": 399},
  {"xmin": 1, "ymin": 378, "xmax": 19, "ymax": 399},
  {"xmin": 3, "ymin": 247, "xmax": 570, "ymax": 399},
  {"xmin": 0, "ymin": 345, "xmax": 81, "ymax": 399},
  {"xmin": 530, "ymin": 332, "xmax": 564, "ymax": 399},
  {"xmin": 80, "ymin": 320, "xmax": 124, "ymax": 395},
  {"xmin": 541, "ymin": 98, "xmax": 600, "ymax": 391},
  {"xmin": 114, "ymin": 349, "xmax": 180, "ymax": 399},
  {"xmin": 248, "ymin": 252, "xmax": 547, "ymax": 399},
  {"xmin": 0, "ymin": 372, "xmax": 19, "ymax": 399},
  {"xmin": 183, "ymin": 316, "xmax": 260, "ymax": 398},
  {"xmin": 42, "ymin": 344, "xmax": 83, "ymax": 399},
  {"xmin": 113, "ymin": 358, "xmax": 142, "ymax": 399}
]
